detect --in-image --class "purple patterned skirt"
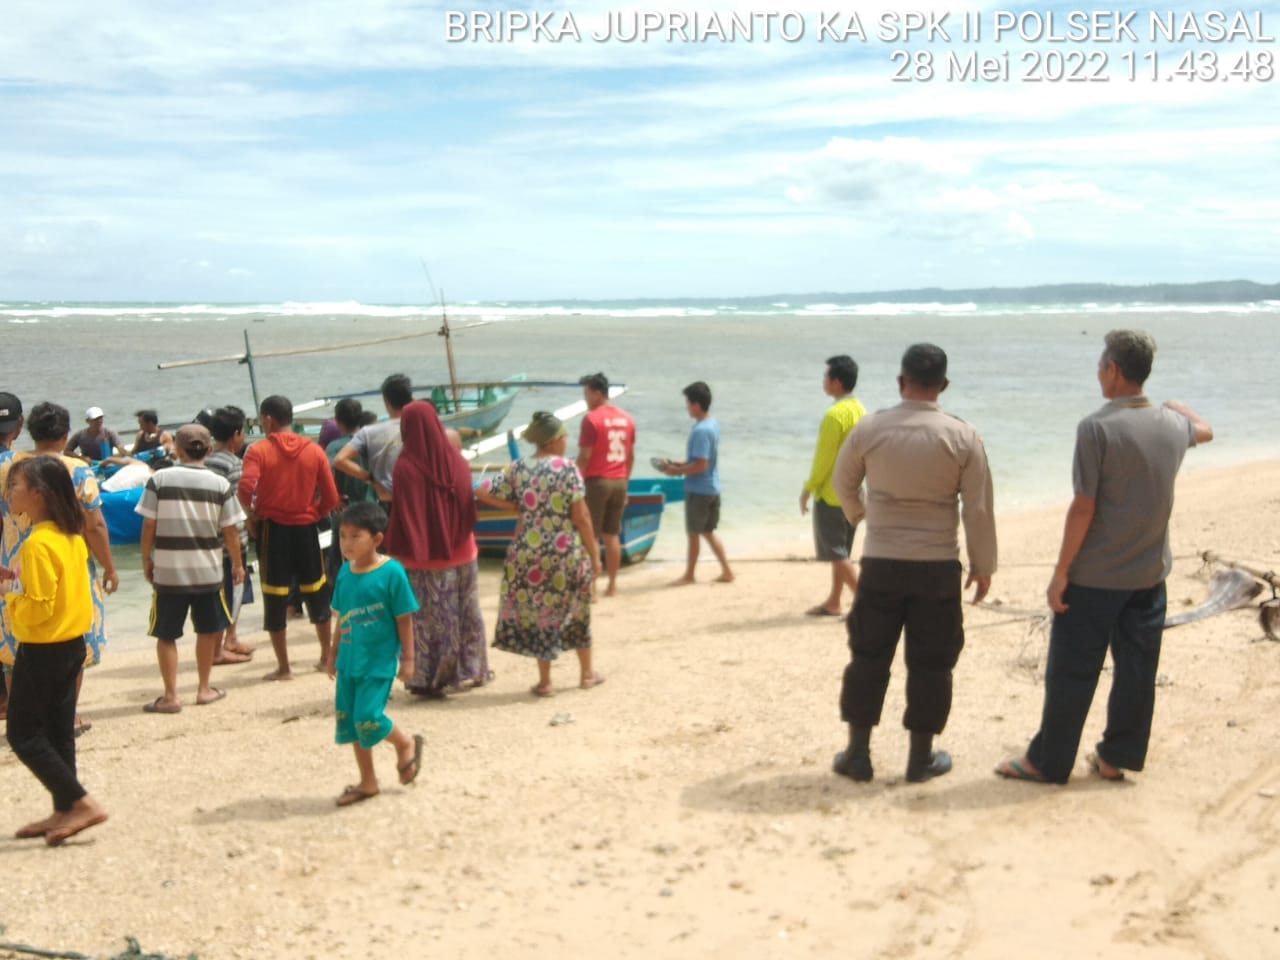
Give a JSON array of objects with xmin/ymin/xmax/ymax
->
[{"xmin": 405, "ymin": 561, "xmax": 489, "ymax": 696}]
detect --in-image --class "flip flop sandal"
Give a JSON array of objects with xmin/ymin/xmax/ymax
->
[
  {"xmin": 196, "ymin": 687, "xmax": 227, "ymax": 705},
  {"xmin": 143, "ymin": 698, "xmax": 182, "ymax": 714},
  {"xmin": 336, "ymin": 785, "xmax": 378, "ymax": 807},
  {"xmin": 994, "ymin": 758, "xmax": 1047, "ymax": 782},
  {"xmin": 399, "ymin": 734, "xmax": 425, "ymax": 785},
  {"xmin": 1086, "ymin": 752, "xmax": 1125, "ymax": 781}
]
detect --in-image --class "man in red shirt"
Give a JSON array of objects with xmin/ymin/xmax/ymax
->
[
  {"xmin": 238, "ymin": 395, "xmax": 341, "ymax": 681},
  {"xmin": 576, "ymin": 373, "xmax": 635, "ymax": 597}
]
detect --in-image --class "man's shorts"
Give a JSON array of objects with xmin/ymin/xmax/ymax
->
[
  {"xmin": 685, "ymin": 493, "xmax": 721, "ymax": 535},
  {"xmin": 585, "ymin": 477, "xmax": 628, "ymax": 537},
  {"xmin": 257, "ymin": 519, "xmax": 330, "ymax": 632},
  {"xmin": 149, "ymin": 590, "xmax": 230, "ymax": 642},
  {"xmin": 334, "ymin": 673, "xmax": 395, "ymax": 749},
  {"xmin": 813, "ymin": 500, "xmax": 856, "ymax": 562}
]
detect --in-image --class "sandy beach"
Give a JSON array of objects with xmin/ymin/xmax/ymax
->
[{"xmin": 2, "ymin": 460, "xmax": 1277, "ymax": 960}]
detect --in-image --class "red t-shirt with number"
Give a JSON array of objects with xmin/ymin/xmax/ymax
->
[{"xmin": 579, "ymin": 405, "xmax": 635, "ymax": 480}]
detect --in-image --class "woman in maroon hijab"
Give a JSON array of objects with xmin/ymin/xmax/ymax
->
[{"xmin": 385, "ymin": 401, "xmax": 489, "ymax": 697}]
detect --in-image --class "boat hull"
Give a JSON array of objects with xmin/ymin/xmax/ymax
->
[
  {"xmin": 476, "ymin": 477, "xmax": 670, "ymax": 565},
  {"xmin": 102, "ymin": 487, "xmax": 145, "ymax": 545}
]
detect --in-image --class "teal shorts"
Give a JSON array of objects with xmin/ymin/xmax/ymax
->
[{"xmin": 334, "ymin": 673, "xmax": 395, "ymax": 749}]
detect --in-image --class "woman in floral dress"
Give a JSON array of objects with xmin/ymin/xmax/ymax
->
[{"xmin": 477, "ymin": 412, "xmax": 603, "ymax": 697}]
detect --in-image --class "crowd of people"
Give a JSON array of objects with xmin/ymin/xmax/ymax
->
[{"xmin": 0, "ymin": 328, "xmax": 1215, "ymax": 847}]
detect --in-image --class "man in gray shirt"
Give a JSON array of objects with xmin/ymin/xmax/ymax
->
[
  {"xmin": 333, "ymin": 373, "xmax": 412, "ymax": 503},
  {"xmin": 832, "ymin": 343, "xmax": 996, "ymax": 784},
  {"xmin": 998, "ymin": 329, "xmax": 1212, "ymax": 785}
]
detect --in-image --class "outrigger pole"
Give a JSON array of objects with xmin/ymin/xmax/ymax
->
[{"xmin": 157, "ymin": 326, "xmax": 469, "ymax": 416}]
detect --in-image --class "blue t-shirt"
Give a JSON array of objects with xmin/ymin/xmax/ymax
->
[
  {"xmin": 684, "ymin": 417, "xmax": 720, "ymax": 496},
  {"xmin": 331, "ymin": 557, "xmax": 419, "ymax": 679}
]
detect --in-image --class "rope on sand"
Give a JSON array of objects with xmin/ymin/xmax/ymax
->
[{"xmin": 0, "ymin": 936, "xmax": 195, "ymax": 960}]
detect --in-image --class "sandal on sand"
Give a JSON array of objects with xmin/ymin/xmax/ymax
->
[
  {"xmin": 530, "ymin": 683, "xmax": 555, "ymax": 698},
  {"xmin": 1087, "ymin": 752, "xmax": 1125, "ymax": 781},
  {"xmin": 995, "ymin": 757, "xmax": 1047, "ymax": 782},
  {"xmin": 336, "ymin": 785, "xmax": 378, "ymax": 807},
  {"xmin": 196, "ymin": 687, "xmax": 227, "ymax": 706},
  {"xmin": 580, "ymin": 672, "xmax": 606, "ymax": 690},
  {"xmin": 805, "ymin": 606, "xmax": 842, "ymax": 617},
  {"xmin": 143, "ymin": 698, "xmax": 181, "ymax": 715},
  {"xmin": 262, "ymin": 670, "xmax": 294, "ymax": 682},
  {"xmin": 399, "ymin": 734, "xmax": 425, "ymax": 785}
]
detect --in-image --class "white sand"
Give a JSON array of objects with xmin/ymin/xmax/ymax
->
[{"xmin": 2, "ymin": 462, "xmax": 1278, "ymax": 959}]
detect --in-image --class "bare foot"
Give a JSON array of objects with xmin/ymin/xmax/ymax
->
[
  {"xmin": 15, "ymin": 812, "xmax": 63, "ymax": 839},
  {"xmin": 212, "ymin": 650, "xmax": 252, "ymax": 665},
  {"xmin": 715, "ymin": 572, "xmax": 735, "ymax": 583},
  {"xmin": 605, "ymin": 583, "xmax": 617, "ymax": 597},
  {"xmin": 224, "ymin": 641, "xmax": 255, "ymax": 656},
  {"xmin": 530, "ymin": 682, "xmax": 555, "ymax": 698},
  {"xmin": 670, "ymin": 575, "xmax": 696, "ymax": 587},
  {"xmin": 580, "ymin": 672, "xmax": 606, "ymax": 690},
  {"xmin": 45, "ymin": 798, "xmax": 108, "ymax": 846},
  {"xmin": 263, "ymin": 669, "xmax": 294, "ymax": 682}
]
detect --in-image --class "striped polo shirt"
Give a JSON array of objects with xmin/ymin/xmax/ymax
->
[{"xmin": 135, "ymin": 464, "xmax": 245, "ymax": 593}]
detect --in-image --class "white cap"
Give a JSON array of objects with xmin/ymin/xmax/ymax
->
[{"xmin": 85, "ymin": 406, "xmax": 105, "ymax": 420}]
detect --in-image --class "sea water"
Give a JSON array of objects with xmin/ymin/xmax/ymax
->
[{"xmin": 4, "ymin": 299, "xmax": 1275, "ymax": 646}]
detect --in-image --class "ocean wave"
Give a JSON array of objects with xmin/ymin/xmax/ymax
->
[{"xmin": 2, "ymin": 299, "xmax": 1278, "ymax": 322}]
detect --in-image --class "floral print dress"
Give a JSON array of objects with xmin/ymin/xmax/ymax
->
[
  {"xmin": 488, "ymin": 456, "xmax": 593, "ymax": 660},
  {"xmin": 0, "ymin": 452, "xmax": 108, "ymax": 668}
]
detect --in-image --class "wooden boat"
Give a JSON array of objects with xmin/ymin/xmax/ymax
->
[
  {"xmin": 298, "ymin": 373, "xmax": 526, "ymax": 438},
  {"xmin": 474, "ymin": 476, "xmax": 673, "ymax": 565},
  {"xmin": 158, "ymin": 301, "xmax": 525, "ymax": 440},
  {"xmin": 465, "ymin": 387, "xmax": 682, "ymax": 565}
]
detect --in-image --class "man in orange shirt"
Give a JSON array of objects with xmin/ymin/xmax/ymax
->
[
  {"xmin": 238, "ymin": 395, "xmax": 341, "ymax": 681},
  {"xmin": 576, "ymin": 373, "xmax": 635, "ymax": 597}
]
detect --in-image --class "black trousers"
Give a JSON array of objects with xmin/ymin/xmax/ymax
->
[
  {"xmin": 6, "ymin": 637, "xmax": 88, "ymax": 812},
  {"xmin": 839, "ymin": 558, "xmax": 964, "ymax": 735},
  {"xmin": 1026, "ymin": 581, "xmax": 1167, "ymax": 783}
]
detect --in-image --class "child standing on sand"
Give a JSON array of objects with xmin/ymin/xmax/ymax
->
[
  {"xmin": 0, "ymin": 456, "xmax": 108, "ymax": 845},
  {"xmin": 325, "ymin": 502, "xmax": 424, "ymax": 806}
]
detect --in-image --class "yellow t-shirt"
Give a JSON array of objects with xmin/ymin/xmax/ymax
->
[
  {"xmin": 1, "ymin": 521, "xmax": 92, "ymax": 644},
  {"xmin": 805, "ymin": 396, "xmax": 867, "ymax": 507}
]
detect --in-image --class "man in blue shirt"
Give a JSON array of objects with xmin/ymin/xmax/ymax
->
[{"xmin": 662, "ymin": 381, "xmax": 734, "ymax": 585}]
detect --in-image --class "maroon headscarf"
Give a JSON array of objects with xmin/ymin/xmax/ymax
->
[{"xmin": 385, "ymin": 401, "xmax": 477, "ymax": 564}]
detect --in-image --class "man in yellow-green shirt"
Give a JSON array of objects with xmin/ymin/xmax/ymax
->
[{"xmin": 800, "ymin": 355, "xmax": 866, "ymax": 617}]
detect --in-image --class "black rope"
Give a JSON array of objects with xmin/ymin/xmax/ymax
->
[{"xmin": 0, "ymin": 937, "xmax": 195, "ymax": 960}]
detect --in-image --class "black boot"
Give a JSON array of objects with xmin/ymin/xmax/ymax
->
[
  {"xmin": 833, "ymin": 725, "xmax": 873, "ymax": 782},
  {"xmin": 906, "ymin": 731, "xmax": 952, "ymax": 783}
]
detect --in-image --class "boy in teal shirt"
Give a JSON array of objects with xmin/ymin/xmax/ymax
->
[{"xmin": 325, "ymin": 501, "xmax": 423, "ymax": 806}]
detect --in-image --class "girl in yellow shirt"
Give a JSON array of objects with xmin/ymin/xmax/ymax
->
[{"xmin": 0, "ymin": 456, "xmax": 108, "ymax": 846}]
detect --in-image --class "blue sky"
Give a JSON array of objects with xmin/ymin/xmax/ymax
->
[{"xmin": 2, "ymin": 1, "xmax": 1278, "ymax": 301}]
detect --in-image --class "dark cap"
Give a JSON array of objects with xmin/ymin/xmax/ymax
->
[
  {"xmin": 174, "ymin": 422, "xmax": 213, "ymax": 458},
  {"xmin": 0, "ymin": 392, "xmax": 21, "ymax": 433}
]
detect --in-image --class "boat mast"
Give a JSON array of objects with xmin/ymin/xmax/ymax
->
[
  {"xmin": 241, "ymin": 329, "xmax": 263, "ymax": 418},
  {"xmin": 438, "ymin": 289, "xmax": 462, "ymax": 408}
]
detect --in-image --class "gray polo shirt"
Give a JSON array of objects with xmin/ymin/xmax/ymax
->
[
  {"xmin": 1069, "ymin": 397, "xmax": 1196, "ymax": 589},
  {"xmin": 832, "ymin": 399, "xmax": 997, "ymax": 576},
  {"xmin": 349, "ymin": 418, "xmax": 403, "ymax": 495}
]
